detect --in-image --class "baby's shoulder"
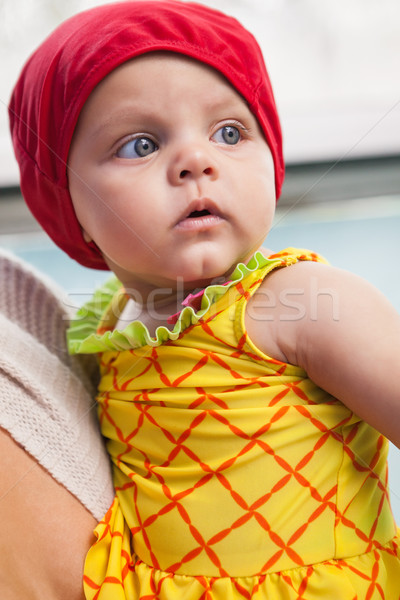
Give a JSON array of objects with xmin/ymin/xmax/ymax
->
[
  {"xmin": 261, "ymin": 257, "xmax": 364, "ymax": 299},
  {"xmin": 252, "ymin": 258, "xmax": 347, "ymax": 322},
  {"xmin": 246, "ymin": 259, "xmax": 379, "ymax": 365}
]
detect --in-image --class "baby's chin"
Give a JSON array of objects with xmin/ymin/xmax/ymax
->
[
  {"xmin": 101, "ymin": 245, "xmax": 261, "ymax": 293},
  {"xmin": 172, "ymin": 260, "xmax": 237, "ymax": 288},
  {"xmin": 168, "ymin": 247, "xmax": 266, "ymax": 289}
]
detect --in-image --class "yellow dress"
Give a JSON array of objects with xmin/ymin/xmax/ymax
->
[{"xmin": 68, "ymin": 248, "xmax": 400, "ymax": 599}]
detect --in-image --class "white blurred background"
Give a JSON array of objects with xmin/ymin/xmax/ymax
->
[{"xmin": 1, "ymin": 0, "xmax": 400, "ymax": 184}]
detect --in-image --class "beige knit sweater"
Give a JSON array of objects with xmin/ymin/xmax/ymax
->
[{"xmin": 0, "ymin": 249, "xmax": 114, "ymax": 520}]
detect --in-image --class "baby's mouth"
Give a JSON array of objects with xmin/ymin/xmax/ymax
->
[
  {"xmin": 175, "ymin": 201, "xmax": 224, "ymax": 231},
  {"xmin": 187, "ymin": 209, "xmax": 212, "ymax": 218}
]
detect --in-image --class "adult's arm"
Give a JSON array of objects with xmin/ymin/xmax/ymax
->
[
  {"xmin": 0, "ymin": 428, "xmax": 96, "ymax": 599},
  {"xmin": 0, "ymin": 250, "xmax": 114, "ymax": 599}
]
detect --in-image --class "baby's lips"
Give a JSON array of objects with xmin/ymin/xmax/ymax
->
[{"xmin": 175, "ymin": 197, "xmax": 223, "ymax": 225}]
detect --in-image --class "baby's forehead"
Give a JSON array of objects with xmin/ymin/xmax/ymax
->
[
  {"xmin": 77, "ymin": 51, "xmax": 253, "ymax": 125},
  {"xmin": 92, "ymin": 51, "xmax": 245, "ymax": 96}
]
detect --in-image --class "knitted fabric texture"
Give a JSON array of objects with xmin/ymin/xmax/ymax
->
[{"xmin": 0, "ymin": 249, "xmax": 114, "ymax": 520}]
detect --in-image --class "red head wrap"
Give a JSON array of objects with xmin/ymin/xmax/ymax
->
[{"xmin": 9, "ymin": 0, "xmax": 284, "ymax": 269}]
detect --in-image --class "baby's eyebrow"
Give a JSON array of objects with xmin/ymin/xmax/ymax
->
[
  {"xmin": 88, "ymin": 108, "xmax": 145, "ymax": 140},
  {"xmin": 87, "ymin": 93, "xmax": 251, "ymax": 141}
]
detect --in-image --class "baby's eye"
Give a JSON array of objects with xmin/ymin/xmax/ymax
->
[
  {"xmin": 116, "ymin": 136, "xmax": 158, "ymax": 159},
  {"xmin": 212, "ymin": 125, "xmax": 241, "ymax": 145}
]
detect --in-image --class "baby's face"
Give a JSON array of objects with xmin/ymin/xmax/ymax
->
[{"xmin": 68, "ymin": 53, "xmax": 276, "ymax": 294}]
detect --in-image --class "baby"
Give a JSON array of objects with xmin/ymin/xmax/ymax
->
[{"xmin": 9, "ymin": 1, "xmax": 400, "ymax": 598}]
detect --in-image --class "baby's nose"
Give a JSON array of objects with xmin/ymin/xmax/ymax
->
[{"xmin": 168, "ymin": 145, "xmax": 219, "ymax": 185}]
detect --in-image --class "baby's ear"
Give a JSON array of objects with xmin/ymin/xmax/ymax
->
[{"xmin": 82, "ymin": 229, "xmax": 92, "ymax": 244}]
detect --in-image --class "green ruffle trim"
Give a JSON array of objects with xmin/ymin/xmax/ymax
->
[{"xmin": 67, "ymin": 250, "xmax": 289, "ymax": 355}]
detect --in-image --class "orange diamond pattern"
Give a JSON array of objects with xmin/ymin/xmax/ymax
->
[{"xmin": 83, "ymin": 251, "xmax": 400, "ymax": 599}]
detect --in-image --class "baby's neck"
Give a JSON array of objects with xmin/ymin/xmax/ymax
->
[
  {"xmin": 114, "ymin": 289, "xmax": 188, "ymax": 335},
  {"xmin": 113, "ymin": 249, "xmax": 273, "ymax": 333}
]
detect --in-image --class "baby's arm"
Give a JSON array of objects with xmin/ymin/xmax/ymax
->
[{"xmin": 246, "ymin": 261, "xmax": 400, "ymax": 447}]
